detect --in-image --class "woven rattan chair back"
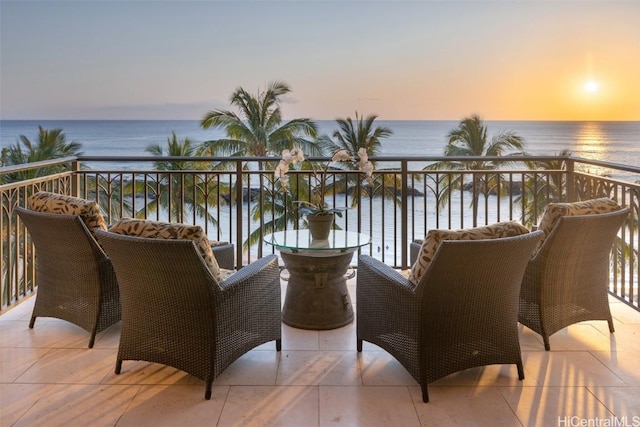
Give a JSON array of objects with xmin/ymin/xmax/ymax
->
[
  {"xmin": 519, "ymin": 208, "xmax": 629, "ymax": 350},
  {"xmin": 95, "ymin": 230, "xmax": 281, "ymax": 399},
  {"xmin": 15, "ymin": 206, "xmax": 121, "ymax": 348},
  {"xmin": 357, "ymin": 230, "xmax": 543, "ymax": 402}
]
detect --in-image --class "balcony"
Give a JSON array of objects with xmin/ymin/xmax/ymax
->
[
  {"xmin": 1, "ymin": 155, "xmax": 639, "ymax": 425},
  {"xmin": 2, "ymin": 275, "xmax": 639, "ymax": 426}
]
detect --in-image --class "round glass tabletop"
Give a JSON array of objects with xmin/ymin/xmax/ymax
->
[{"xmin": 264, "ymin": 230, "xmax": 371, "ymax": 253}]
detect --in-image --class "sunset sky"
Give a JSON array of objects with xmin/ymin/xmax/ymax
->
[{"xmin": 1, "ymin": 0, "xmax": 638, "ymax": 121}]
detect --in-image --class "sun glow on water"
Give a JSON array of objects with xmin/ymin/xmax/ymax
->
[{"xmin": 575, "ymin": 122, "xmax": 606, "ymax": 160}]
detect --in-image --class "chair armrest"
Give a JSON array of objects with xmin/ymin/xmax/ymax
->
[
  {"xmin": 358, "ymin": 255, "xmax": 416, "ymax": 293},
  {"xmin": 213, "ymin": 254, "xmax": 281, "ymax": 350},
  {"xmin": 219, "ymin": 254, "xmax": 280, "ymax": 292},
  {"xmin": 357, "ymin": 255, "xmax": 420, "ymax": 352}
]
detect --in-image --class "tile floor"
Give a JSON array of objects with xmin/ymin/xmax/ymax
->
[{"xmin": 1, "ymin": 275, "xmax": 639, "ymax": 427}]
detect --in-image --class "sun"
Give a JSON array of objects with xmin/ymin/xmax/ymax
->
[{"xmin": 584, "ymin": 80, "xmax": 599, "ymax": 93}]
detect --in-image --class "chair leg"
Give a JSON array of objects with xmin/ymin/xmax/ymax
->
[
  {"xmin": 517, "ymin": 362, "xmax": 525, "ymax": 380},
  {"xmin": 276, "ymin": 339, "xmax": 282, "ymax": 351},
  {"xmin": 115, "ymin": 360, "xmax": 122, "ymax": 375},
  {"xmin": 357, "ymin": 339, "xmax": 363, "ymax": 352},
  {"xmin": 607, "ymin": 318, "xmax": 615, "ymax": 333},
  {"xmin": 29, "ymin": 316, "xmax": 36, "ymax": 329},
  {"xmin": 88, "ymin": 328, "xmax": 97, "ymax": 348},
  {"xmin": 543, "ymin": 336, "xmax": 551, "ymax": 351},
  {"xmin": 421, "ymin": 384, "xmax": 429, "ymax": 403},
  {"xmin": 205, "ymin": 381, "xmax": 213, "ymax": 400}
]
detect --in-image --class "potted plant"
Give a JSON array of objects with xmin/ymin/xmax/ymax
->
[{"xmin": 275, "ymin": 147, "xmax": 374, "ymax": 240}]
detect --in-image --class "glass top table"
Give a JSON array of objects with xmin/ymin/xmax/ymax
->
[
  {"xmin": 264, "ymin": 230, "xmax": 371, "ymax": 330},
  {"xmin": 264, "ymin": 230, "xmax": 371, "ymax": 255}
]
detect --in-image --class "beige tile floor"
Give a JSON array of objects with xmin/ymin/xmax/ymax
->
[{"xmin": 1, "ymin": 275, "xmax": 640, "ymax": 427}]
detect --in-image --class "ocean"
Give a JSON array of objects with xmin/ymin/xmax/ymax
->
[
  {"xmin": 2, "ymin": 119, "xmax": 639, "ymax": 264},
  {"xmin": 2, "ymin": 120, "xmax": 639, "ymax": 171}
]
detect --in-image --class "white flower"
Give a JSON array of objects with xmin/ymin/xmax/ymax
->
[
  {"xmin": 281, "ymin": 149, "xmax": 294, "ymax": 164},
  {"xmin": 331, "ymin": 149, "xmax": 354, "ymax": 162},
  {"xmin": 282, "ymin": 147, "xmax": 305, "ymax": 164},
  {"xmin": 356, "ymin": 148, "xmax": 373, "ymax": 178},
  {"xmin": 275, "ymin": 146, "xmax": 375, "ymax": 199},
  {"xmin": 279, "ymin": 174, "xmax": 290, "ymax": 188},
  {"xmin": 274, "ymin": 159, "xmax": 291, "ymax": 190},
  {"xmin": 276, "ymin": 147, "xmax": 304, "ymax": 190},
  {"xmin": 357, "ymin": 147, "xmax": 369, "ymax": 163},
  {"xmin": 274, "ymin": 159, "xmax": 289, "ymax": 179},
  {"xmin": 291, "ymin": 147, "xmax": 305, "ymax": 163},
  {"xmin": 360, "ymin": 160, "xmax": 374, "ymax": 179}
]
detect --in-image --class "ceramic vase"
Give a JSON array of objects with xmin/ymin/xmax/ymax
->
[{"xmin": 307, "ymin": 212, "xmax": 334, "ymax": 240}]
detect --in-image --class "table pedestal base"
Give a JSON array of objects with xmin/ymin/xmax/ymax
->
[{"xmin": 281, "ymin": 251, "xmax": 354, "ymax": 330}]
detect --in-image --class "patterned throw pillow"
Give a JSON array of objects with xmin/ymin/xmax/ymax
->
[
  {"xmin": 28, "ymin": 191, "xmax": 108, "ymax": 234},
  {"xmin": 108, "ymin": 218, "xmax": 222, "ymax": 282},
  {"xmin": 537, "ymin": 197, "xmax": 621, "ymax": 242},
  {"xmin": 408, "ymin": 221, "xmax": 530, "ymax": 286}
]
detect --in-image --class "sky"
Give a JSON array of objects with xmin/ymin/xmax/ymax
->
[{"xmin": 1, "ymin": 0, "xmax": 639, "ymax": 121}]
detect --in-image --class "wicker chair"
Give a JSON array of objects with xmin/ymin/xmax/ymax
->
[
  {"xmin": 94, "ymin": 230, "xmax": 282, "ymax": 400},
  {"xmin": 210, "ymin": 242, "xmax": 235, "ymax": 270},
  {"xmin": 15, "ymin": 207, "xmax": 121, "ymax": 348},
  {"xmin": 518, "ymin": 208, "xmax": 629, "ymax": 350},
  {"xmin": 357, "ymin": 231, "xmax": 543, "ymax": 403}
]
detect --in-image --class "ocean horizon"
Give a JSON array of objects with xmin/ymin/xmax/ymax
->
[{"xmin": 2, "ymin": 119, "xmax": 639, "ymax": 172}]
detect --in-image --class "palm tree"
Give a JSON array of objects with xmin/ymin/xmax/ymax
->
[
  {"xmin": 140, "ymin": 132, "xmax": 221, "ymax": 225},
  {"xmin": 201, "ymin": 81, "xmax": 321, "ymax": 249},
  {"xmin": 1, "ymin": 126, "xmax": 83, "ymax": 305},
  {"xmin": 317, "ymin": 112, "xmax": 393, "ymax": 203},
  {"xmin": 321, "ymin": 112, "xmax": 391, "ymax": 159},
  {"xmin": 0, "ymin": 126, "xmax": 83, "ymax": 183},
  {"xmin": 199, "ymin": 80, "xmax": 321, "ymax": 159},
  {"xmin": 427, "ymin": 114, "xmax": 525, "ymax": 226},
  {"xmin": 515, "ymin": 149, "xmax": 571, "ymax": 228}
]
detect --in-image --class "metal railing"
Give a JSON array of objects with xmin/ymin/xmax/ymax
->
[{"xmin": 2, "ymin": 155, "xmax": 639, "ymax": 312}]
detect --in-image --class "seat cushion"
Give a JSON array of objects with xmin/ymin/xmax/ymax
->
[
  {"xmin": 537, "ymin": 197, "xmax": 621, "ymax": 241},
  {"xmin": 28, "ymin": 191, "xmax": 108, "ymax": 233},
  {"xmin": 108, "ymin": 218, "xmax": 222, "ymax": 282},
  {"xmin": 408, "ymin": 221, "xmax": 530, "ymax": 286}
]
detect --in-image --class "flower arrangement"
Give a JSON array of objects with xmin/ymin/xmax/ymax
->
[{"xmin": 274, "ymin": 147, "xmax": 374, "ymax": 217}]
